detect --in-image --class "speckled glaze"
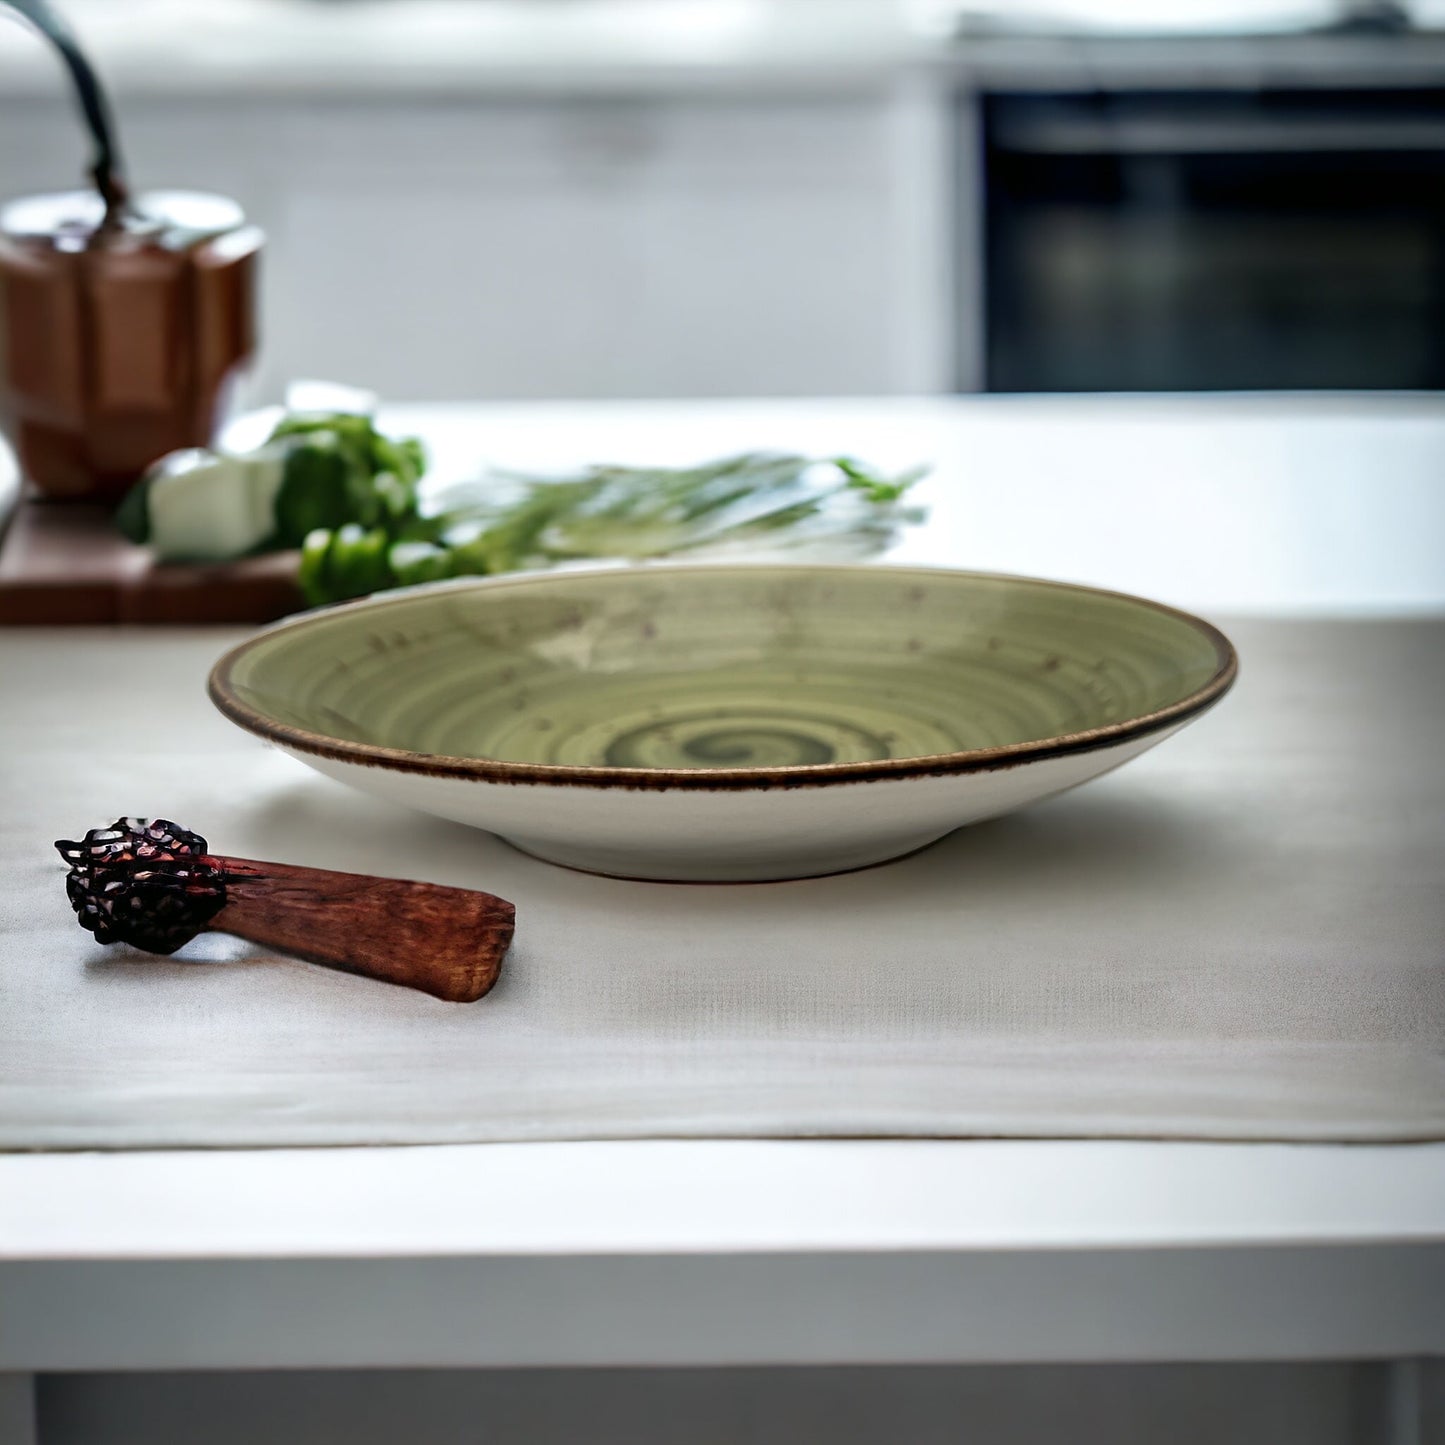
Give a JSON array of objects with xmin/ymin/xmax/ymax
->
[{"xmin": 209, "ymin": 564, "xmax": 1236, "ymax": 880}]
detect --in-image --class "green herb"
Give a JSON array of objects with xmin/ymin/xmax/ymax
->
[
  {"xmin": 300, "ymin": 450, "xmax": 926, "ymax": 607},
  {"xmin": 269, "ymin": 413, "xmax": 424, "ymax": 546},
  {"xmin": 124, "ymin": 410, "xmax": 928, "ymax": 607}
]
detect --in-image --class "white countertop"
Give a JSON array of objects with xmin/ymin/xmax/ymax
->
[
  {"xmin": 1, "ymin": 393, "xmax": 1442, "ymax": 1372},
  {"xmin": 9, "ymin": 1137, "xmax": 1445, "ymax": 1261},
  {"xmin": 3, "ymin": 1139, "xmax": 1444, "ymax": 1369},
  {"xmin": 382, "ymin": 392, "xmax": 1445, "ymax": 617}
]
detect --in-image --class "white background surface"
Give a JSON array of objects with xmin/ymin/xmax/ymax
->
[
  {"xmin": 0, "ymin": 88, "xmax": 927, "ymax": 403},
  {"xmin": 375, "ymin": 394, "xmax": 1445, "ymax": 616}
]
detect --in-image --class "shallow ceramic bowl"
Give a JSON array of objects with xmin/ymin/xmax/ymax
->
[{"xmin": 209, "ymin": 564, "xmax": 1236, "ymax": 881}]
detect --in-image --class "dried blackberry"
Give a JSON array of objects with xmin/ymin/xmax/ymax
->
[{"xmin": 55, "ymin": 817, "xmax": 228, "ymax": 954}]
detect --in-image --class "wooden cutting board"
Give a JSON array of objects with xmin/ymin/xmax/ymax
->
[{"xmin": 0, "ymin": 495, "xmax": 303, "ymax": 625}]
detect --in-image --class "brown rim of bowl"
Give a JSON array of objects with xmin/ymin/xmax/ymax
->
[{"xmin": 207, "ymin": 563, "xmax": 1239, "ymax": 793}]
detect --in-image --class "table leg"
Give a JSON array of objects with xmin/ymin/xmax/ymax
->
[
  {"xmin": 0, "ymin": 1373, "xmax": 36, "ymax": 1445},
  {"xmin": 1384, "ymin": 1358, "xmax": 1423, "ymax": 1445}
]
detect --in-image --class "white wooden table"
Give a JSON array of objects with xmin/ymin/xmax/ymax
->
[{"xmin": 2, "ymin": 395, "xmax": 1442, "ymax": 1440}]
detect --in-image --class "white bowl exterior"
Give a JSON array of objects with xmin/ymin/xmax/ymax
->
[{"xmin": 280, "ymin": 720, "xmax": 1187, "ymax": 881}]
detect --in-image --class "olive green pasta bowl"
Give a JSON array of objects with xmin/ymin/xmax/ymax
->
[{"xmin": 208, "ymin": 564, "xmax": 1237, "ymax": 881}]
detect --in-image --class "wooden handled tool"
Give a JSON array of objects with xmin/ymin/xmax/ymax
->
[{"xmin": 56, "ymin": 818, "xmax": 514, "ymax": 1002}]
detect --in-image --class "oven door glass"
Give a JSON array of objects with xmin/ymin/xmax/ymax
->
[{"xmin": 979, "ymin": 89, "xmax": 1445, "ymax": 392}]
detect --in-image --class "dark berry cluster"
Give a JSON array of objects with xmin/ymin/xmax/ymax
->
[{"xmin": 54, "ymin": 818, "xmax": 228, "ymax": 954}]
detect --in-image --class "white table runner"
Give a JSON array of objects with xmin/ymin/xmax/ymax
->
[{"xmin": 1, "ymin": 618, "xmax": 1441, "ymax": 1149}]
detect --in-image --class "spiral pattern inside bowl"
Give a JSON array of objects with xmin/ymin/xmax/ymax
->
[{"xmin": 221, "ymin": 568, "xmax": 1229, "ymax": 772}]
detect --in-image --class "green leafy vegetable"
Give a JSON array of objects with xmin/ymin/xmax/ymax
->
[
  {"xmin": 122, "ymin": 409, "xmax": 928, "ymax": 608},
  {"xmin": 271, "ymin": 443, "xmax": 355, "ymax": 545},
  {"xmin": 297, "ymin": 450, "xmax": 927, "ymax": 607},
  {"xmin": 269, "ymin": 413, "xmax": 425, "ymax": 546},
  {"xmin": 114, "ymin": 471, "xmax": 153, "ymax": 544}
]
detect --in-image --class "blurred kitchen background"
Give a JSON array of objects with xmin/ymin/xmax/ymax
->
[{"xmin": 3, "ymin": 0, "xmax": 1443, "ymax": 407}]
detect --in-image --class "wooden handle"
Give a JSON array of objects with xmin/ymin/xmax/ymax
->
[{"xmin": 209, "ymin": 857, "xmax": 514, "ymax": 1003}]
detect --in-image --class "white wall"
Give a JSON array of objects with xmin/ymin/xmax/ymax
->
[{"xmin": 1, "ymin": 93, "xmax": 906, "ymax": 406}]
